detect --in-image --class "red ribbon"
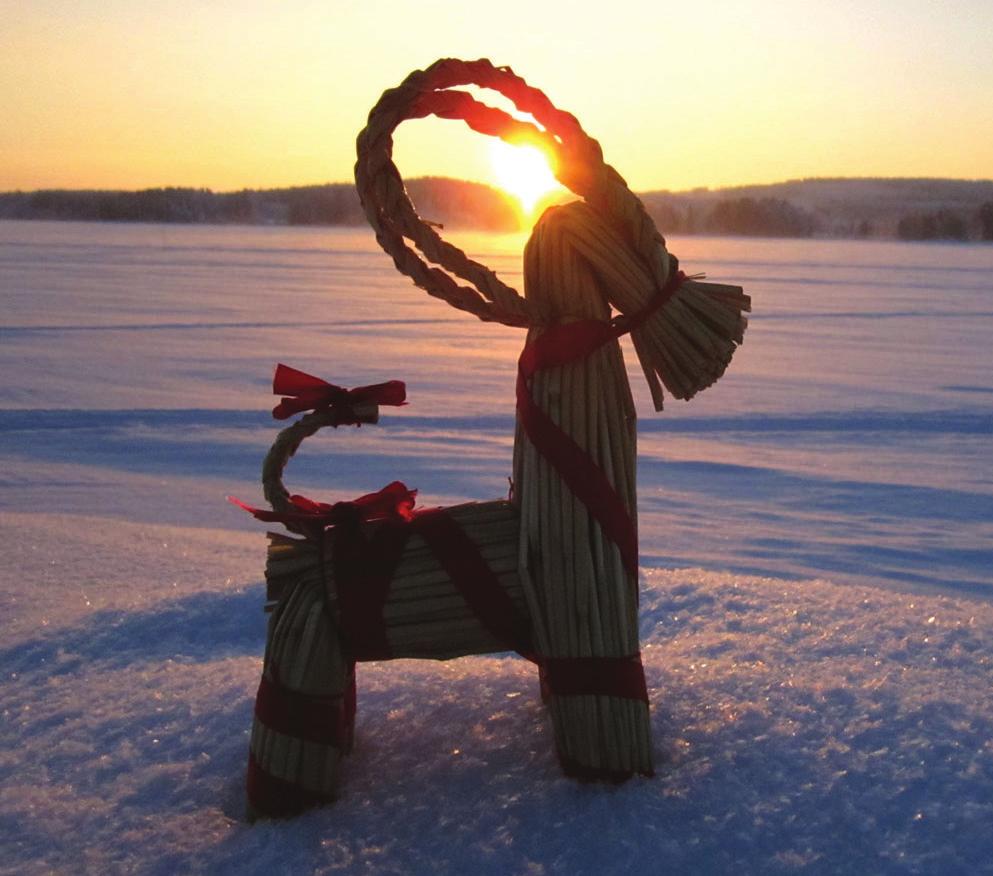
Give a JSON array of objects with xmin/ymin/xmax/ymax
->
[
  {"xmin": 332, "ymin": 506, "xmax": 534, "ymax": 662},
  {"xmin": 272, "ymin": 363, "xmax": 406, "ymax": 420},
  {"xmin": 229, "ymin": 481, "xmax": 417, "ymax": 528},
  {"xmin": 538, "ymin": 655, "xmax": 649, "ymax": 703},
  {"xmin": 413, "ymin": 508, "xmax": 533, "ymax": 654},
  {"xmin": 254, "ymin": 672, "xmax": 353, "ymax": 747},
  {"xmin": 332, "ymin": 516, "xmax": 410, "ymax": 661}
]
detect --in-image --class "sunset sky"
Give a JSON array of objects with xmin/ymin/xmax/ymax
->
[{"xmin": 2, "ymin": 0, "xmax": 991, "ymax": 194}]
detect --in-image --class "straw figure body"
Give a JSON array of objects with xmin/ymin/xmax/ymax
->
[{"xmin": 238, "ymin": 58, "xmax": 750, "ymax": 819}]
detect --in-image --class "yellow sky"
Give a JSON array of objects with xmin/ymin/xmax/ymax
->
[{"xmin": 1, "ymin": 0, "xmax": 991, "ymax": 193}]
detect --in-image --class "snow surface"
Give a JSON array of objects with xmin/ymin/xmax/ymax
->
[{"xmin": 2, "ymin": 221, "xmax": 992, "ymax": 873}]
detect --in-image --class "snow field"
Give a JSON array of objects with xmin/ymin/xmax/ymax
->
[{"xmin": 2, "ymin": 221, "xmax": 992, "ymax": 873}]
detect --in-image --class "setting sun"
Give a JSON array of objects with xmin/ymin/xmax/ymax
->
[{"xmin": 488, "ymin": 139, "xmax": 562, "ymax": 217}]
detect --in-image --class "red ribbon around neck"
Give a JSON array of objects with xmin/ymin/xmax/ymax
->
[{"xmin": 272, "ymin": 363, "xmax": 406, "ymax": 420}]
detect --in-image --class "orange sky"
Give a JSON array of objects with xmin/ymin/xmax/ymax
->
[{"xmin": 2, "ymin": 0, "xmax": 991, "ymax": 193}]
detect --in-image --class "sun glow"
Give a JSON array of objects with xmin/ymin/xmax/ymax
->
[{"xmin": 488, "ymin": 139, "xmax": 562, "ymax": 218}]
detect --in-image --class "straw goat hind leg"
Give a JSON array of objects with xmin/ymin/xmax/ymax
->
[{"xmin": 246, "ymin": 547, "xmax": 354, "ymax": 821}]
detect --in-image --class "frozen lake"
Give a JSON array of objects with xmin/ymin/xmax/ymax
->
[
  {"xmin": 2, "ymin": 219, "xmax": 992, "ymax": 597},
  {"xmin": 4, "ymin": 219, "xmax": 993, "ymax": 874},
  {"xmin": 2, "ymin": 219, "xmax": 990, "ymax": 597}
]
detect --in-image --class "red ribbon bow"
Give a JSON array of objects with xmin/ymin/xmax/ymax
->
[
  {"xmin": 272, "ymin": 364, "xmax": 406, "ymax": 420},
  {"xmin": 229, "ymin": 481, "xmax": 417, "ymax": 528}
]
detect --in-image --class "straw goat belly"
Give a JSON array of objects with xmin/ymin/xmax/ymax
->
[{"xmin": 266, "ymin": 500, "xmax": 529, "ymax": 660}]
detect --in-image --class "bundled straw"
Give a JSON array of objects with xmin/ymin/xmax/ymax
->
[
  {"xmin": 247, "ymin": 559, "xmax": 354, "ymax": 820},
  {"xmin": 248, "ymin": 499, "xmax": 528, "ymax": 820},
  {"xmin": 246, "ymin": 392, "xmax": 380, "ymax": 820},
  {"xmin": 549, "ymin": 201, "xmax": 749, "ymax": 407},
  {"xmin": 243, "ymin": 59, "xmax": 755, "ymax": 813},
  {"xmin": 353, "ymin": 58, "xmax": 751, "ymax": 779}
]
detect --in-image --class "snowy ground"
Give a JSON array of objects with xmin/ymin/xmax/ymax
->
[{"xmin": 2, "ymin": 221, "xmax": 992, "ymax": 873}]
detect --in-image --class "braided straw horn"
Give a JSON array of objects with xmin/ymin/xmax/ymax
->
[
  {"xmin": 354, "ymin": 59, "xmax": 669, "ymax": 317},
  {"xmin": 354, "ymin": 58, "xmax": 749, "ymax": 409}
]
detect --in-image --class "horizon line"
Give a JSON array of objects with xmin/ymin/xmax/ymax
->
[{"xmin": 3, "ymin": 174, "xmax": 993, "ymax": 198}]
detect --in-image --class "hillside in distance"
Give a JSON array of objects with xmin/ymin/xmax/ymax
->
[
  {"xmin": 2, "ymin": 176, "xmax": 992, "ymax": 241},
  {"xmin": 0, "ymin": 178, "xmax": 521, "ymax": 232},
  {"xmin": 643, "ymin": 177, "xmax": 993, "ymax": 240}
]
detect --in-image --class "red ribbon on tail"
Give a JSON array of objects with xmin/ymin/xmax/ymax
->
[
  {"xmin": 229, "ymin": 481, "xmax": 417, "ymax": 528},
  {"xmin": 272, "ymin": 363, "xmax": 406, "ymax": 420}
]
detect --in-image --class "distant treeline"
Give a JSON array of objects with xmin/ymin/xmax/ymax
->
[
  {"xmin": 895, "ymin": 205, "xmax": 993, "ymax": 242},
  {"xmin": 642, "ymin": 194, "xmax": 819, "ymax": 238},
  {"xmin": 641, "ymin": 192, "xmax": 993, "ymax": 242},
  {"xmin": 2, "ymin": 177, "xmax": 993, "ymax": 241},
  {"xmin": 0, "ymin": 179, "xmax": 520, "ymax": 231}
]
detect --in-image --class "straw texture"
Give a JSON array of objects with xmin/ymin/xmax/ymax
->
[
  {"xmin": 266, "ymin": 501, "xmax": 529, "ymax": 660},
  {"xmin": 247, "ymin": 565, "xmax": 352, "ymax": 820},
  {"xmin": 248, "ymin": 499, "xmax": 529, "ymax": 818},
  {"xmin": 247, "ymin": 401, "xmax": 531, "ymax": 817}
]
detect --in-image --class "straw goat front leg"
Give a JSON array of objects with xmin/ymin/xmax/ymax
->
[{"xmin": 513, "ymin": 203, "xmax": 653, "ymax": 780}]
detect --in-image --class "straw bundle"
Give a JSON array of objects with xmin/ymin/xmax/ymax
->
[
  {"xmin": 548, "ymin": 201, "xmax": 750, "ymax": 408},
  {"xmin": 247, "ymin": 562, "xmax": 353, "ymax": 820},
  {"xmin": 246, "ymin": 375, "xmax": 390, "ymax": 820},
  {"xmin": 245, "ymin": 386, "xmax": 533, "ymax": 817},
  {"xmin": 352, "ymin": 58, "xmax": 751, "ymax": 781}
]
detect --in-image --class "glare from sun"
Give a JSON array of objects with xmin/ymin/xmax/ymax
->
[{"xmin": 488, "ymin": 139, "xmax": 561, "ymax": 216}]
